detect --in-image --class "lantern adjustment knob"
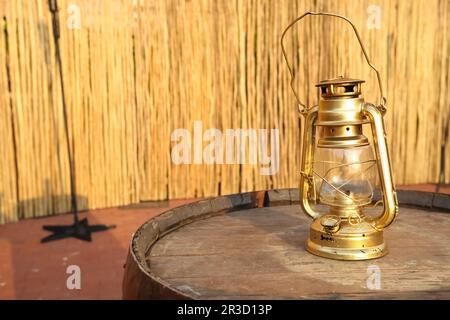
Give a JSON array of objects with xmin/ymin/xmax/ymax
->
[{"xmin": 320, "ymin": 215, "xmax": 341, "ymax": 233}]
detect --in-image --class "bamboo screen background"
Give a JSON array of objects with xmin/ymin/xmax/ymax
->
[{"xmin": 0, "ymin": 0, "xmax": 448, "ymax": 224}]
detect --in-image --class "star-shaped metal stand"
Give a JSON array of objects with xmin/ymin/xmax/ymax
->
[{"xmin": 41, "ymin": 214, "xmax": 116, "ymax": 243}]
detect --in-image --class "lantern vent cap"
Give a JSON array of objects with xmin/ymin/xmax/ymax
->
[{"xmin": 316, "ymin": 76, "xmax": 364, "ymax": 98}]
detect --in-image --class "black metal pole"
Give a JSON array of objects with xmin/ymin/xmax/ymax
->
[
  {"xmin": 49, "ymin": 0, "xmax": 79, "ymax": 221},
  {"xmin": 41, "ymin": 0, "xmax": 115, "ymax": 242}
]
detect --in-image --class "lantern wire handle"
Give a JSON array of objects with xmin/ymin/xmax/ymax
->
[{"xmin": 281, "ymin": 11, "xmax": 387, "ymax": 113}]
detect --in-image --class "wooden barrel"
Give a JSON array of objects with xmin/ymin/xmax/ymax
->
[{"xmin": 122, "ymin": 189, "xmax": 450, "ymax": 299}]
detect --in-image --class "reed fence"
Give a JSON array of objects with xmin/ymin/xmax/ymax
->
[{"xmin": 0, "ymin": 0, "xmax": 448, "ymax": 223}]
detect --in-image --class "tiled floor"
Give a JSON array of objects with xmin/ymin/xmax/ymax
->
[
  {"xmin": 0, "ymin": 185, "xmax": 448, "ymax": 300},
  {"xmin": 0, "ymin": 199, "xmax": 196, "ymax": 300}
]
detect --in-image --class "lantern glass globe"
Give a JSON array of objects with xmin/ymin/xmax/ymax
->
[{"xmin": 313, "ymin": 145, "xmax": 377, "ymax": 207}]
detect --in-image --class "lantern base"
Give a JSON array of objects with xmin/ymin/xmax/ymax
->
[{"xmin": 306, "ymin": 216, "xmax": 388, "ymax": 260}]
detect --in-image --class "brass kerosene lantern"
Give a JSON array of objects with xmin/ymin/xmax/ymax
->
[{"xmin": 281, "ymin": 12, "xmax": 398, "ymax": 260}]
